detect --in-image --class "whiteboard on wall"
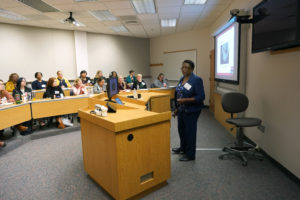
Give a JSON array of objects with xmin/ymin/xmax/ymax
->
[{"xmin": 162, "ymin": 50, "xmax": 197, "ymax": 81}]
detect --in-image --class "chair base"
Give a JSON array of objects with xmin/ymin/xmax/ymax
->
[{"xmin": 219, "ymin": 144, "xmax": 264, "ymax": 166}]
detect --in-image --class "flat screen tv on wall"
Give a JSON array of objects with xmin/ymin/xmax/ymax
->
[{"xmin": 252, "ymin": 0, "xmax": 300, "ymax": 53}]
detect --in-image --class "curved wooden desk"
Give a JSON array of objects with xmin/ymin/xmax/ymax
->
[{"xmin": 0, "ymin": 103, "xmax": 31, "ymax": 130}]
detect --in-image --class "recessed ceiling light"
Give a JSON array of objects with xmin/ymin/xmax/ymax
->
[
  {"xmin": 110, "ymin": 25, "xmax": 128, "ymax": 32},
  {"xmin": 184, "ymin": 0, "xmax": 207, "ymax": 5},
  {"xmin": 0, "ymin": 8, "xmax": 27, "ymax": 20},
  {"xmin": 161, "ymin": 19, "xmax": 177, "ymax": 27},
  {"xmin": 131, "ymin": 0, "xmax": 156, "ymax": 14},
  {"xmin": 89, "ymin": 10, "xmax": 117, "ymax": 21}
]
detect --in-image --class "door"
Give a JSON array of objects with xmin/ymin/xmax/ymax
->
[{"xmin": 209, "ymin": 50, "xmax": 215, "ymax": 113}]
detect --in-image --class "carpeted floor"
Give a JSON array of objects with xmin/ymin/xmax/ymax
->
[{"xmin": 0, "ymin": 109, "xmax": 299, "ymax": 200}]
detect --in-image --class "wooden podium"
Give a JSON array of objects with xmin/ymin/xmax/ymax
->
[{"xmin": 78, "ymin": 92, "xmax": 171, "ymax": 200}]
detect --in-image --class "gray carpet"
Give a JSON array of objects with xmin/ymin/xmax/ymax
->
[{"xmin": 0, "ymin": 109, "xmax": 299, "ymax": 200}]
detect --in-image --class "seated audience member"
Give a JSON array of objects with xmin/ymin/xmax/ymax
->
[
  {"xmin": 13, "ymin": 77, "xmax": 32, "ymax": 101},
  {"xmin": 93, "ymin": 70, "xmax": 106, "ymax": 84},
  {"xmin": 109, "ymin": 71, "xmax": 118, "ymax": 79},
  {"xmin": 79, "ymin": 70, "xmax": 92, "ymax": 86},
  {"xmin": 153, "ymin": 73, "xmax": 168, "ymax": 88},
  {"xmin": 72, "ymin": 78, "xmax": 88, "ymax": 95},
  {"xmin": 118, "ymin": 76, "xmax": 127, "ymax": 91},
  {"xmin": 43, "ymin": 77, "xmax": 66, "ymax": 129},
  {"xmin": 93, "ymin": 77, "xmax": 106, "ymax": 94},
  {"xmin": 56, "ymin": 70, "xmax": 71, "ymax": 88},
  {"xmin": 5, "ymin": 73, "xmax": 19, "ymax": 92},
  {"xmin": 0, "ymin": 79, "xmax": 15, "ymax": 139},
  {"xmin": 133, "ymin": 74, "xmax": 147, "ymax": 89},
  {"xmin": 12, "ymin": 77, "xmax": 33, "ymax": 135},
  {"xmin": 126, "ymin": 70, "xmax": 136, "ymax": 89},
  {"xmin": 31, "ymin": 72, "xmax": 47, "ymax": 90},
  {"xmin": 0, "ymin": 79, "xmax": 15, "ymax": 103}
]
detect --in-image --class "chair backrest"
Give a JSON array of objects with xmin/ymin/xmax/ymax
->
[{"xmin": 222, "ymin": 92, "xmax": 249, "ymax": 114}]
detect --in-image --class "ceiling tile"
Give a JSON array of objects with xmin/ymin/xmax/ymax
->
[
  {"xmin": 155, "ymin": 0, "xmax": 183, "ymax": 7},
  {"xmin": 7, "ymin": 6, "xmax": 41, "ymax": 15},
  {"xmin": 181, "ymin": 5, "xmax": 204, "ymax": 14},
  {"xmin": 110, "ymin": 8, "xmax": 136, "ymax": 16},
  {"xmin": 102, "ymin": 20, "xmax": 122, "ymax": 26},
  {"xmin": 137, "ymin": 14, "xmax": 158, "ymax": 21},
  {"xmin": 77, "ymin": 1, "xmax": 107, "ymax": 11},
  {"xmin": 104, "ymin": 1, "xmax": 133, "ymax": 10},
  {"xmin": 51, "ymin": 4, "xmax": 83, "ymax": 12}
]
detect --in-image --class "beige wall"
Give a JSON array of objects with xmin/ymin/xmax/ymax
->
[
  {"xmin": 0, "ymin": 23, "xmax": 150, "ymax": 83},
  {"xmin": 150, "ymin": 29, "xmax": 211, "ymax": 105},
  {"xmin": 212, "ymin": 0, "xmax": 300, "ymax": 178},
  {"xmin": 150, "ymin": 0, "xmax": 300, "ymax": 179},
  {"xmin": 0, "ymin": 23, "xmax": 77, "ymax": 82},
  {"xmin": 87, "ymin": 33, "xmax": 150, "ymax": 79}
]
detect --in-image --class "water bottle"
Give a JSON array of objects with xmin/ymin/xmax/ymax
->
[
  {"xmin": 133, "ymin": 89, "xmax": 138, "ymax": 99},
  {"xmin": 15, "ymin": 93, "xmax": 21, "ymax": 104}
]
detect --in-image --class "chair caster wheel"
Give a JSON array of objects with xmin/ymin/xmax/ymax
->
[
  {"xmin": 242, "ymin": 162, "xmax": 247, "ymax": 166},
  {"xmin": 219, "ymin": 155, "xmax": 224, "ymax": 160}
]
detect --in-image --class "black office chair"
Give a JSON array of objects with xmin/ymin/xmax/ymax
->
[{"xmin": 219, "ymin": 92, "xmax": 264, "ymax": 166}]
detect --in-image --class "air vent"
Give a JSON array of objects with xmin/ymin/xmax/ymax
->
[{"xmin": 17, "ymin": 0, "xmax": 59, "ymax": 12}]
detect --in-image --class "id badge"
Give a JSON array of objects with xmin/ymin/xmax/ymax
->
[{"xmin": 184, "ymin": 83, "xmax": 192, "ymax": 90}]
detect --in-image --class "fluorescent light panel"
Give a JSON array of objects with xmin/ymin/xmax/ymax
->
[
  {"xmin": 0, "ymin": 8, "xmax": 27, "ymax": 20},
  {"xmin": 110, "ymin": 25, "xmax": 128, "ymax": 32},
  {"xmin": 184, "ymin": 0, "xmax": 207, "ymax": 4},
  {"xmin": 161, "ymin": 19, "xmax": 177, "ymax": 27},
  {"xmin": 89, "ymin": 10, "xmax": 117, "ymax": 21},
  {"xmin": 131, "ymin": 0, "xmax": 156, "ymax": 14}
]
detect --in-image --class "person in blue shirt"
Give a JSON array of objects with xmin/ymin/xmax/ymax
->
[
  {"xmin": 31, "ymin": 72, "xmax": 47, "ymax": 90},
  {"xmin": 172, "ymin": 60, "xmax": 205, "ymax": 161},
  {"xmin": 125, "ymin": 70, "xmax": 136, "ymax": 89}
]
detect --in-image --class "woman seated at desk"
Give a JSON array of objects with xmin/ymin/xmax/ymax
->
[
  {"xmin": 32, "ymin": 72, "xmax": 47, "ymax": 90},
  {"xmin": 79, "ymin": 70, "xmax": 92, "ymax": 86},
  {"xmin": 133, "ymin": 74, "xmax": 147, "ymax": 90},
  {"xmin": 93, "ymin": 77, "xmax": 106, "ymax": 94},
  {"xmin": 0, "ymin": 79, "xmax": 15, "ymax": 103},
  {"xmin": 0, "ymin": 79, "xmax": 15, "ymax": 141},
  {"xmin": 152, "ymin": 73, "xmax": 168, "ymax": 88},
  {"xmin": 5, "ymin": 73, "xmax": 19, "ymax": 92},
  {"xmin": 118, "ymin": 76, "xmax": 127, "ymax": 91},
  {"xmin": 72, "ymin": 78, "xmax": 88, "ymax": 96},
  {"xmin": 43, "ymin": 77, "xmax": 66, "ymax": 129},
  {"xmin": 93, "ymin": 70, "xmax": 106, "ymax": 85},
  {"xmin": 12, "ymin": 77, "xmax": 34, "ymax": 135}
]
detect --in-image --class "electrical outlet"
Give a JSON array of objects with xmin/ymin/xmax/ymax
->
[{"xmin": 257, "ymin": 125, "xmax": 265, "ymax": 133}]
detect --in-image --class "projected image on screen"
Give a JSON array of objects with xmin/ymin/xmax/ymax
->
[
  {"xmin": 214, "ymin": 21, "xmax": 239, "ymax": 84},
  {"xmin": 221, "ymin": 42, "xmax": 229, "ymax": 64}
]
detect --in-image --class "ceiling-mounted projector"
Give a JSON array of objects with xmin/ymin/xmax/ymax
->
[{"xmin": 64, "ymin": 12, "xmax": 80, "ymax": 26}]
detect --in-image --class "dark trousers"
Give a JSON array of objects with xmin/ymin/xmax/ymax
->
[{"xmin": 177, "ymin": 110, "xmax": 201, "ymax": 159}]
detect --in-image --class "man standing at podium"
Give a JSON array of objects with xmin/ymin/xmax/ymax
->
[{"xmin": 172, "ymin": 60, "xmax": 205, "ymax": 161}]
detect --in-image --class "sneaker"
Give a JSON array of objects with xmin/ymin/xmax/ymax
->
[{"xmin": 62, "ymin": 118, "xmax": 73, "ymax": 127}]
